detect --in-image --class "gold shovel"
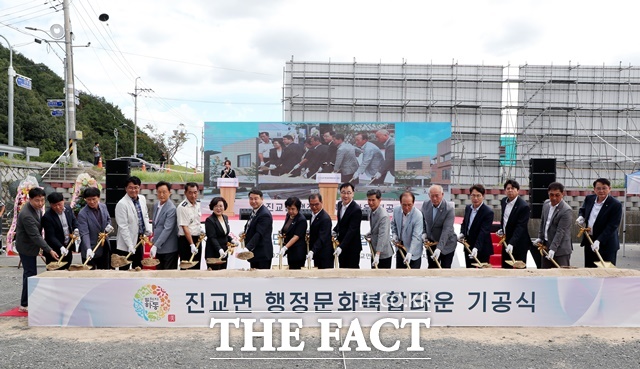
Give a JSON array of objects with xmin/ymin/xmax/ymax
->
[
  {"xmin": 578, "ymin": 226, "xmax": 615, "ymax": 268},
  {"xmin": 273, "ymin": 232, "xmax": 289, "ymax": 270},
  {"xmin": 235, "ymin": 233, "xmax": 255, "ymax": 261},
  {"xmin": 365, "ymin": 236, "xmax": 378, "ymax": 269},
  {"xmin": 206, "ymin": 242, "xmax": 231, "ymax": 265},
  {"xmin": 179, "ymin": 234, "xmax": 206, "ymax": 269},
  {"xmin": 111, "ymin": 236, "xmax": 146, "ymax": 269},
  {"xmin": 536, "ymin": 243, "xmax": 561, "ymax": 268},
  {"xmin": 423, "ymin": 240, "xmax": 442, "ymax": 269},
  {"xmin": 140, "ymin": 236, "xmax": 160, "ymax": 267},
  {"xmin": 332, "ymin": 236, "xmax": 341, "ymax": 268},
  {"xmin": 46, "ymin": 234, "xmax": 79, "ymax": 271},
  {"xmin": 69, "ymin": 232, "xmax": 109, "ymax": 271},
  {"xmin": 393, "ymin": 241, "xmax": 411, "ymax": 269},
  {"xmin": 460, "ymin": 239, "xmax": 493, "ymax": 268},
  {"xmin": 498, "ymin": 235, "xmax": 526, "ymax": 269}
]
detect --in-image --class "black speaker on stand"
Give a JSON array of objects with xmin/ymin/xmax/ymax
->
[
  {"xmin": 529, "ymin": 158, "xmax": 556, "ymax": 219},
  {"xmin": 105, "ymin": 159, "xmax": 130, "ymax": 217}
]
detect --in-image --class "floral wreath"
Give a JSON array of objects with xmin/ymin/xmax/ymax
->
[
  {"xmin": 70, "ymin": 173, "xmax": 102, "ymax": 215},
  {"xmin": 6, "ymin": 176, "xmax": 41, "ymax": 253}
]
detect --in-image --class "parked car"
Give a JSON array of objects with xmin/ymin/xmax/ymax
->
[{"xmin": 113, "ymin": 157, "xmax": 160, "ymax": 172}]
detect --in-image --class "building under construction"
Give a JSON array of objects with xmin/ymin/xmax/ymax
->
[{"xmin": 283, "ymin": 59, "xmax": 640, "ymax": 188}]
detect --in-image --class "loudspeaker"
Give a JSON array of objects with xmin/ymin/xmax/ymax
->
[
  {"xmin": 105, "ymin": 188, "xmax": 126, "ymax": 218},
  {"xmin": 530, "ymin": 189, "xmax": 549, "ymax": 204},
  {"xmin": 530, "ymin": 173, "xmax": 556, "ymax": 189},
  {"xmin": 239, "ymin": 208, "xmax": 253, "ymax": 220},
  {"xmin": 106, "ymin": 159, "xmax": 130, "ymax": 174},
  {"xmin": 531, "ymin": 204, "xmax": 543, "ymax": 219},
  {"xmin": 105, "ymin": 174, "xmax": 129, "ymax": 190},
  {"xmin": 529, "ymin": 158, "xmax": 556, "ymax": 174},
  {"xmin": 300, "ymin": 209, "xmax": 313, "ymax": 221},
  {"xmin": 361, "ymin": 208, "xmax": 371, "ymax": 221}
]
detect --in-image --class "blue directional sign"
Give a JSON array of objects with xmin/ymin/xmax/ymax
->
[
  {"xmin": 47, "ymin": 99, "xmax": 64, "ymax": 108},
  {"xmin": 51, "ymin": 109, "xmax": 64, "ymax": 117},
  {"xmin": 15, "ymin": 74, "xmax": 32, "ymax": 90}
]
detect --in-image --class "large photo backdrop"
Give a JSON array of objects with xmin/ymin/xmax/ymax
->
[{"xmin": 203, "ymin": 122, "xmax": 451, "ymax": 216}]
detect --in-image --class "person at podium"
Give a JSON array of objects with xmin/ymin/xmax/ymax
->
[{"xmin": 220, "ymin": 160, "xmax": 236, "ymax": 178}]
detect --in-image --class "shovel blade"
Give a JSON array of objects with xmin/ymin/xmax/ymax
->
[
  {"xmin": 68, "ymin": 264, "xmax": 93, "ymax": 271},
  {"xmin": 594, "ymin": 261, "xmax": 615, "ymax": 268},
  {"xmin": 180, "ymin": 262, "xmax": 198, "ymax": 269},
  {"xmin": 141, "ymin": 258, "xmax": 160, "ymax": 267}
]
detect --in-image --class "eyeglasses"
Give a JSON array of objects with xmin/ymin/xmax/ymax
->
[
  {"xmin": 470, "ymin": 194, "xmax": 483, "ymax": 198},
  {"xmin": 126, "ymin": 186, "xmax": 140, "ymax": 191}
]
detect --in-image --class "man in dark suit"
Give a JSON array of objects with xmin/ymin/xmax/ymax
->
[
  {"xmin": 77, "ymin": 187, "xmax": 113, "ymax": 270},
  {"xmin": 296, "ymin": 136, "xmax": 328, "ymax": 178},
  {"xmin": 150, "ymin": 181, "xmax": 179, "ymax": 270},
  {"xmin": 498, "ymin": 179, "xmax": 533, "ymax": 269},
  {"xmin": 15, "ymin": 187, "xmax": 59, "ymax": 312},
  {"xmin": 282, "ymin": 134, "xmax": 304, "ymax": 175},
  {"xmin": 421, "ymin": 185, "xmax": 457, "ymax": 269},
  {"xmin": 42, "ymin": 192, "xmax": 78, "ymax": 270},
  {"xmin": 460, "ymin": 184, "xmax": 494, "ymax": 268},
  {"xmin": 577, "ymin": 178, "xmax": 622, "ymax": 267},
  {"xmin": 333, "ymin": 182, "xmax": 362, "ymax": 268},
  {"xmin": 536, "ymin": 182, "xmax": 573, "ymax": 268},
  {"xmin": 322, "ymin": 130, "xmax": 337, "ymax": 173},
  {"xmin": 307, "ymin": 193, "xmax": 333, "ymax": 269},
  {"xmin": 244, "ymin": 189, "xmax": 274, "ymax": 269}
]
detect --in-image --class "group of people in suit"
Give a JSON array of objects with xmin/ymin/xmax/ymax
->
[
  {"xmin": 256, "ymin": 130, "xmax": 394, "ymax": 184},
  {"xmin": 12, "ymin": 174, "xmax": 623, "ymax": 311}
]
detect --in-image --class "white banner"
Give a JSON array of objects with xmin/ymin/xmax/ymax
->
[{"xmin": 28, "ymin": 274, "xmax": 640, "ymax": 327}]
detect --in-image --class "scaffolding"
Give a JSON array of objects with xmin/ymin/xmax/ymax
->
[{"xmin": 283, "ymin": 59, "xmax": 640, "ymax": 187}]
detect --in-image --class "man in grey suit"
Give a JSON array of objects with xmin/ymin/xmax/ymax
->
[
  {"xmin": 367, "ymin": 189, "xmax": 393, "ymax": 269},
  {"xmin": 77, "ymin": 187, "xmax": 113, "ymax": 270},
  {"xmin": 353, "ymin": 132, "xmax": 384, "ymax": 183},
  {"xmin": 372, "ymin": 129, "xmax": 395, "ymax": 185},
  {"xmin": 150, "ymin": 181, "xmax": 179, "ymax": 270},
  {"xmin": 332, "ymin": 133, "xmax": 359, "ymax": 183},
  {"xmin": 535, "ymin": 182, "xmax": 573, "ymax": 268},
  {"xmin": 391, "ymin": 191, "xmax": 424, "ymax": 269},
  {"xmin": 421, "ymin": 185, "xmax": 457, "ymax": 268},
  {"xmin": 15, "ymin": 187, "xmax": 59, "ymax": 312}
]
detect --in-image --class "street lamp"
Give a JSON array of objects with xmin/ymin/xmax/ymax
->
[
  {"xmin": 180, "ymin": 124, "xmax": 199, "ymax": 171},
  {"xmin": 0, "ymin": 34, "xmax": 15, "ymax": 156}
]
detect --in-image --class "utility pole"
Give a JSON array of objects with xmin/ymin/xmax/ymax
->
[
  {"xmin": 63, "ymin": 0, "xmax": 78, "ymax": 167},
  {"xmin": 129, "ymin": 77, "xmax": 152, "ymax": 158},
  {"xmin": 0, "ymin": 35, "xmax": 14, "ymax": 157}
]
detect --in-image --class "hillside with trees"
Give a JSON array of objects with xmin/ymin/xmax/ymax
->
[{"xmin": 0, "ymin": 45, "xmax": 162, "ymax": 164}]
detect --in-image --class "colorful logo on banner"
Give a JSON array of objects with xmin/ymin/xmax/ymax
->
[{"xmin": 133, "ymin": 284, "xmax": 171, "ymax": 322}]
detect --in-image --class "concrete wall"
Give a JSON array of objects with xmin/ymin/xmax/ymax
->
[{"xmin": 45, "ymin": 181, "xmax": 202, "ymax": 214}]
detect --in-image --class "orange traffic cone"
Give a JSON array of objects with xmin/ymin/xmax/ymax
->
[
  {"xmin": 142, "ymin": 163, "xmax": 147, "ymax": 172},
  {"xmin": 98, "ymin": 157, "xmax": 103, "ymax": 169}
]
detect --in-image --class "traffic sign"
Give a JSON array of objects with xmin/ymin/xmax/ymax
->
[
  {"xmin": 51, "ymin": 109, "xmax": 64, "ymax": 117},
  {"xmin": 15, "ymin": 74, "xmax": 32, "ymax": 90},
  {"xmin": 47, "ymin": 99, "xmax": 64, "ymax": 108}
]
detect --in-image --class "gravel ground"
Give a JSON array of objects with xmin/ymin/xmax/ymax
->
[{"xmin": 1, "ymin": 244, "xmax": 639, "ymax": 369}]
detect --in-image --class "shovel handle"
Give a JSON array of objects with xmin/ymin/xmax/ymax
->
[
  {"xmin": 460, "ymin": 239, "xmax": 484, "ymax": 267},
  {"xmin": 541, "ymin": 249, "xmax": 561, "ymax": 268},
  {"xmin": 365, "ymin": 237, "xmax": 378, "ymax": 270},
  {"xmin": 424, "ymin": 242, "xmax": 442, "ymax": 269},
  {"xmin": 394, "ymin": 242, "xmax": 411, "ymax": 269},
  {"xmin": 83, "ymin": 233, "xmax": 109, "ymax": 266}
]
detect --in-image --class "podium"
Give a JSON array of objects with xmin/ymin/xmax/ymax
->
[
  {"xmin": 316, "ymin": 173, "xmax": 341, "ymax": 220},
  {"xmin": 217, "ymin": 178, "xmax": 239, "ymax": 216}
]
